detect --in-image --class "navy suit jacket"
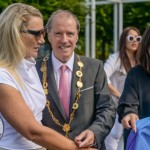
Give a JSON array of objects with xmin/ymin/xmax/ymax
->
[{"xmin": 36, "ymin": 53, "xmax": 116, "ymax": 149}]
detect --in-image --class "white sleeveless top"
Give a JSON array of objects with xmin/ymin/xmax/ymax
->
[{"xmin": 0, "ymin": 58, "xmax": 46, "ymax": 150}]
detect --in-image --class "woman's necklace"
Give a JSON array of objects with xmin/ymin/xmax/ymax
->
[{"xmin": 40, "ymin": 55, "xmax": 83, "ymax": 138}]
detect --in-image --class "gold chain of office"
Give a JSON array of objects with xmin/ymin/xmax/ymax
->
[{"xmin": 40, "ymin": 55, "xmax": 83, "ymax": 138}]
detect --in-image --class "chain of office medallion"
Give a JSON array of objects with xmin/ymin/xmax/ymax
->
[{"xmin": 40, "ymin": 55, "xmax": 83, "ymax": 138}]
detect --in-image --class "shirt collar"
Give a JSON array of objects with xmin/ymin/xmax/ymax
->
[
  {"xmin": 52, "ymin": 52, "xmax": 74, "ymax": 72},
  {"xmin": 17, "ymin": 57, "xmax": 36, "ymax": 70}
]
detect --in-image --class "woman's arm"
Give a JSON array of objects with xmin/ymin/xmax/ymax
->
[
  {"xmin": 117, "ymin": 68, "xmax": 139, "ymax": 125},
  {"xmin": 104, "ymin": 52, "xmax": 121, "ymax": 99},
  {"xmin": 0, "ymin": 84, "xmax": 95, "ymax": 150},
  {"xmin": 108, "ymin": 83, "xmax": 121, "ymax": 99}
]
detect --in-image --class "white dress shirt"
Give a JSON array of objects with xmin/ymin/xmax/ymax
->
[{"xmin": 52, "ymin": 52, "xmax": 74, "ymax": 96}]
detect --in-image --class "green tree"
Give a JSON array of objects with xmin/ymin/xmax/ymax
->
[
  {"xmin": 95, "ymin": 2, "xmax": 150, "ymax": 61},
  {"xmin": 124, "ymin": 2, "xmax": 150, "ymax": 34},
  {"xmin": 0, "ymin": 0, "xmax": 86, "ymax": 58}
]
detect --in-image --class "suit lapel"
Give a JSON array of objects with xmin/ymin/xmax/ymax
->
[{"xmin": 47, "ymin": 55, "xmax": 67, "ymax": 121}]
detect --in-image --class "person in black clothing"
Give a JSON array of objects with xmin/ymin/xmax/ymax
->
[{"xmin": 117, "ymin": 26, "xmax": 150, "ymax": 147}]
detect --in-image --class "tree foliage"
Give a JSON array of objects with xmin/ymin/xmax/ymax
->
[{"xmin": 94, "ymin": 1, "xmax": 150, "ymax": 60}]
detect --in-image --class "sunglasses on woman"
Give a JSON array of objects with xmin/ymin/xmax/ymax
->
[
  {"xmin": 28, "ymin": 28, "xmax": 47, "ymax": 39},
  {"xmin": 22, "ymin": 28, "xmax": 47, "ymax": 40},
  {"xmin": 126, "ymin": 35, "xmax": 142, "ymax": 43}
]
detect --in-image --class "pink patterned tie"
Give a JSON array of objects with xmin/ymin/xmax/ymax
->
[{"xmin": 59, "ymin": 65, "xmax": 69, "ymax": 118}]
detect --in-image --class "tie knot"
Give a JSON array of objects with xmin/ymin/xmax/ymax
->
[{"xmin": 60, "ymin": 65, "xmax": 67, "ymax": 72}]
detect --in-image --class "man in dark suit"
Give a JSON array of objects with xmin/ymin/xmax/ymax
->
[{"xmin": 36, "ymin": 9, "xmax": 116, "ymax": 150}]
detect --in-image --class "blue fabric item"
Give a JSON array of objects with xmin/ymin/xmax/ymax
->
[{"xmin": 126, "ymin": 117, "xmax": 150, "ymax": 150}]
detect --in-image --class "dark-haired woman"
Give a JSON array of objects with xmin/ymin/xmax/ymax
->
[{"xmin": 104, "ymin": 26, "xmax": 141, "ymax": 150}]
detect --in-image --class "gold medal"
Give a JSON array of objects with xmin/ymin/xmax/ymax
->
[
  {"xmin": 46, "ymin": 100, "xmax": 50, "ymax": 107},
  {"xmin": 44, "ymin": 89, "xmax": 48, "ymax": 95},
  {"xmin": 40, "ymin": 66, "xmax": 47, "ymax": 72},
  {"xmin": 76, "ymin": 71, "xmax": 83, "ymax": 77},
  {"xmin": 72, "ymin": 103, "xmax": 79, "ymax": 109},
  {"xmin": 78, "ymin": 61, "xmax": 84, "ymax": 67},
  {"xmin": 77, "ymin": 81, "xmax": 83, "ymax": 88},
  {"xmin": 43, "ymin": 82, "xmax": 48, "ymax": 88},
  {"xmin": 63, "ymin": 123, "xmax": 70, "ymax": 132}
]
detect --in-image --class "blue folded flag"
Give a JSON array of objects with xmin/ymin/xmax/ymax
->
[{"xmin": 126, "ymin": 117, "xmax": 150, "ymax": 150}]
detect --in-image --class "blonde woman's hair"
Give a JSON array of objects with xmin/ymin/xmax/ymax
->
[{"xmin": 0, "ymin": 3, "xmax": 43, "ymax": 70}]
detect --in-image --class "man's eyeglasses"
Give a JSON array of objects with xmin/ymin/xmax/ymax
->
[
  {"xmin": 23, "ymin": 28, "xmax": 47, "ymax": 40},
  {"xmin": 126, "ymin": 35, "xmax": 142, "ymax": 43}
]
